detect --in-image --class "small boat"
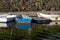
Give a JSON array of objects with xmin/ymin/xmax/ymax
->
[
  {"xmin": 0, "ymin": 22, "xmax": 15, "ymax": 28},
  {"xmin": 0, "ymin": 14, "xmax": 16, "ymax": 22},
  {"xmin": 37, "ymin": 12, "xmax": 60, "ymax": 20},
  {"xmin": 15, "ymin": 15, "xmax": 32, "ymax": 24},
  {"xmin": 16, "ymin": 23, "xmax": 31, "ymax": 29},
  {"xmin": 31, "ymin": 17, "xmax": 51, "ymax": 24}
]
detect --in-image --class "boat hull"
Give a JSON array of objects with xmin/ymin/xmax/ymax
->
[
  {"xmin": 0, "ymin": 18, "xmax": 14, "ymax": 23},
  {"xmin": 0, "ymin": 22, "xmax": 15, "ymax": 28},
  {"xmin": 17, "ymin": 22, "xmax": 31, "ymax": 24},
  {"xmin": 0, "ymin": 14, "xmax": 16, "ymax": 23},
  {"xmin": 37, "ymin": 13, "xmax": 59, "ymax": 18},
  {"xmin": 16, "ymin": 23, "xmax": 31, "ymax": 29},
  {"xmin": 15, "ymin": 14, "xmax": 32, "ymax": 24},
  {"xmin": 16, "ymin": 18, "xmax": 32, "ymax": 24},
  {"xmin": 32, "ymin": 19, "xmax": 51, "ymax": 24},
  {"xmin": 37, "ymin": 13, "xmax": 60, "ymax": 21}
]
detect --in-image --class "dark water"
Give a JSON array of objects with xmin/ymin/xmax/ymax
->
[{"xmin": 0, "ymin": 22, "xmax": 60, "ymax": 40}]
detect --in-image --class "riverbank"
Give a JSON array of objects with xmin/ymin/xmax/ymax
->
[{"xmin": 0, "ymin": 11, "xmax": 60, "ymax": 22}]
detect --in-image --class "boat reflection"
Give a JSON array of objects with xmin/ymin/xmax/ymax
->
[
  {"xmin": 16, "ymin": 23, "xmax": 32, "ymax": 29},
  {"xmin": 0, "ymin": 22, "xmax": 15, "ymax": 28},
  {"xmin": 48, "ymin": 22, "xmax": 60, "ymax": 26},
  {"xmin": 32, "ymin": 22, "xmax": 60, "ymax": 28}
]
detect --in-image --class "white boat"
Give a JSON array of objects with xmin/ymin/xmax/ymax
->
[
  {"xmin": 37, "ymin": 12, "xmax": 60, "ymax": 20},
  {"xmin": 0, "ymin": 22, "xmax": 15, "ymax": 27},
  {"xmin": 0, "ymin": 14, "xmax": 16, "ymax": 22}
]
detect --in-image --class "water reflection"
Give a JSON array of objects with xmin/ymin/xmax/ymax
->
[
  {"xmin": 0, "ymin": 22, "xmax": 15, "ymax": 28},
  {"xmin": 16, "ymin": 23, "xmax": 32, "ymax": 29},
  {"xmin": 0, "ymin": 21, "xmax": 60, "ymax": 28},
  {"xmin": 0, "ymin": 21, "xmax": 60, "ymax": 40},
  {"xmin": 48, "ymin": 22, "xmax": 60, "ymax": 26},
  {"xmin": 16, "ymin": 22, "xmax": 60, "ymax": 30},
  {"xmin": 33, "ymin": 22, "xmax": 60, "ymax": 26}
]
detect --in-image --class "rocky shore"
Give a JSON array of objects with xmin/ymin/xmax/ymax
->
[{"xmin": 0, "ymin": 0, "xmax": 60, "ymax": 12}]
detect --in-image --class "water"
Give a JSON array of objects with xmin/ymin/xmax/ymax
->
[{"xmin": 0, "ymin": 22, "xmax": 60, "ymax": 40}]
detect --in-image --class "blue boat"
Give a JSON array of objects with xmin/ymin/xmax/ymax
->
[
  {"xmin": 16, "ymin": 23, "xmax": 32, "ymax": 29},
  {"xmin": 15, "ymin": 15, "xmax": 32, "ymax": 24}
]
